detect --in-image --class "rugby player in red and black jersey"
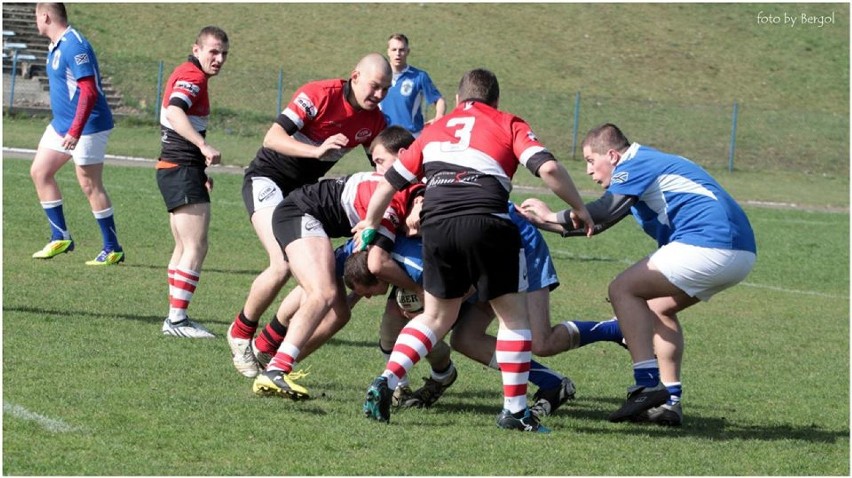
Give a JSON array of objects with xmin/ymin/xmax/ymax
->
[
  {"xmin": 249, "ymin": 135, "xmax": 423, "ymax": 399},
  {"xmin": 226, "ymin": 54, "xmax": 391, "ymax": 378},
  {"xmin": 355, "ymin": 68, "xmax": 594, "ymax": 432},
  {"xmin": 155, "ymin": 26, "xmax": 228, "ymax": 339}
]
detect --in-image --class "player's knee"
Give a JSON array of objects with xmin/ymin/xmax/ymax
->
[
  {"xmin": 449, "ymin": 330, "xmax": 470, "ymax": 355},
  {"xmin": 334, "ymin": 306, "xmax": 352, "ymax": 326},
  {"xmin": 78, "ymin": 181, "xmax": 95, "ymax": 197},
  {"xmin": 30, "ymin": 163, "xmax": 51, "ymax": 184},
  {"xmin": 267, "ymin": 260, "xmax": 289, "ymax": 278},
  {"xmin": 608, "ymin": 278, "xmax": 629, "ymax": 302},
  {"xmin": 306, "ymin": 286, "xmax": 337, "ymax": 311},
  {"xmin": 530, "ymin": 338, "xmax": 554, "ymax": 357},
  {"xmin": 185, "ymin": 238, "xmax": 209, "ymax": 259}
]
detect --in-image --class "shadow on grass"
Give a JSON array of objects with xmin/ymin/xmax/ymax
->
[
  {"xmin": 119, "ymin": 263, "xmax": 261, "ymax": 276},
  {"xmin": 3, "ymin": 305, "xmax": 231, "ymax": 326},
  {"xmin": 429, "ymin": 391, "xmax": 848, "ymax": 444},
  {"xmin": 324, "ymin": 337, "xmax": 376, "ymax": 349}
]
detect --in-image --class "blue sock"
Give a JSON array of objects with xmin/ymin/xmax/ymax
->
[
  {"xmin": 664, "ymin": 382, "xmax": 682, "ymax": 406},
  {"xmin": 42, "ymin": 199, "xmax": 70, "ymax": 241},
  {"xmin": 573, "ymin": 319, "xmax": 623, "ymax": 347},
  {"xmin": 527, "ymin": 359, "xmax": 562, "ymax": 390},
  {"xmin": 93, "ymin": 208, "xmax": 121, "ymax": 251},
  {"xmin": 633, "ymin": 359, "xmax": 660, "ymax": 388}
]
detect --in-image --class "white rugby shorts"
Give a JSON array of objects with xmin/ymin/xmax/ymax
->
[
  {"xmin": 649, "ymin": 241, "xmax": 756, "ymax": 301},
  {"xmin": 40, "ymin": 124, "xmax": 112, "ymax": 166},
  {"xmin": 249, "ymin": 176, "xmax": 286, "ymax": 212}
]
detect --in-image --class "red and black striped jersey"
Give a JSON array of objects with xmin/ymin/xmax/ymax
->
[
  {"xmin": 385, "ymin": 100, "xmax": 554, "ymax": 225},
  {"xmin": 287, "ymin": 171, "xmax": 420, "ymax": 243},
  {"xmin": 247, "ymin": 79, "xmax": 387, "ymax": 192},
  {"xmin": 159, "ymin": 57, "xmax": 210, "ymax": 166}
]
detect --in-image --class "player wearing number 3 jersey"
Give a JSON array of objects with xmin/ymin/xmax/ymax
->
[{"xmin": 355, "ymin": 68, "xmax": 594, "ymax": 432}]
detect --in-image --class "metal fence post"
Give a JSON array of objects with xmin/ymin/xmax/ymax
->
[
  {"xmin": 571, "ymin": 91, "xmax": 581, "ymax": 159},
  {"xmin": 277, "ymin": 67, "xmax": 284, "ymax": 115},
  {"xmin": 8, "ymin": 50, "xmax": 19, "ymax": 114},
  {"xmin": 728, "ymin": 101, "xmax": 740, "ymax": 172},
  {"xmin": 154, "ymin": 60, "xmax": 164, "ymax": 121},
  {"xmin": 4, "ymin": 43, "xmax": 33, "ymax": 114}
]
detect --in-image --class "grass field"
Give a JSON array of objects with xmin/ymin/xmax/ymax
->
[
  {"xmin": 2, "ymin": 157, "xmax": 848, "ymax": 475},
  {"xmin": 2, "ymin": 2, "xmax": 849, "ymax": 474},
  {"xmin": 3, "ymin": 3, "xmax": 849, "ymax": 179}
]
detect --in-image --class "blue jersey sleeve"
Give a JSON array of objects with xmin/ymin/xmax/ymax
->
[
  {"xmin": 390, "ymin": 236, "xmax": 424, "ymax": 285},
  {"xmin": 62, "ymin": 38, "xmax": 97, "ymax": 80},
  {"xmin": 421, "ymin": 73, "xmax": 442, "ymax": 105}
]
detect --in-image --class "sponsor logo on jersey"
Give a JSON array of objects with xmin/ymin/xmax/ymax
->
[
  {"xmin": 527, "ymin": 130, "xmax": 539, "ymax": 142},
  {"xmin": 400, "ymin": 79, "xmax": 414, "ymax": 97},
  {"xmin": 611, "ymin": 171, "xmax": 629, "ymax": 184},
  {"xmin": 51, "ymin": 50, "xmax": 61, "ymax": 70},
  {"xmin": 295, "ymin": 93, "xmax": 317, "ymax": 118},
  {"xmin": 355, "ymin": 128, "xmax": 373, "ymax": 142},
  {"xmin": 175, "ymin": 81, "xmax": 200, "ymax": 96},
  {"xmin": 427, "ymin": 171, "xmax": 481, "ymax": 187},
  {"xmin": 74, "ymin": 53, "xmax": 90, "ymax": 65}
]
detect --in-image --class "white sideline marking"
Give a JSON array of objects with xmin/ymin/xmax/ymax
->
[
  {"xmin": 2, "ymin": 146, "xmax": 244, "ymax": 173},
  {"xmin": 3, "ymin": 402, "xmax": 80, "ymax": 433},
  {"xmin": 740, "ymin": 282, "xmax": 847, "ymax": 299},
  {"xmin": 549, "ymin": 248, "xmax": 847, "ymax": 299},
  {"xmin": 4, "ymin": 146, "xmax": 153, "ymax": 164}
]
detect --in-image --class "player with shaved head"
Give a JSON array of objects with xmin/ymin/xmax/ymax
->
[{"xmin": 227, "ymin": 54, "xmax": 391, "ymax": 378}]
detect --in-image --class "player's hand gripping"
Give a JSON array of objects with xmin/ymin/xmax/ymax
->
[
  {"xmin": 351, "ymin": 220, "xmax": 377, "ymax": 251},
  {"xmin": 519, "ymin": 198, "xmax": 557, "ymax": 225},
  {"xmin": 570, "ymin": 206, "xmax": 595, "ymax": 237},
  {"xmin": 316, "ymin": 133, "xmax": 349, "ymax": 160}
]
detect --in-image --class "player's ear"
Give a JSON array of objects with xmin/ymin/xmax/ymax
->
[{"xmin": 608, "ymin": 149, "xmax": 620, "ymax": 165}]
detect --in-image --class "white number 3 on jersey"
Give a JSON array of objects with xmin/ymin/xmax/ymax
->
[{"xmin": 440, "ymin": 117, "xmax": 475, "ymax": 152}]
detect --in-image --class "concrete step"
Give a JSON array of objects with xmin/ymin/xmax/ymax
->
[{"xmin": 3, "ymin": 2, "xmax": 124, "ymax": 109}]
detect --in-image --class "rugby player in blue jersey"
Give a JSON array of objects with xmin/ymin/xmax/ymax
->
[
  {"xmin": 380, "ymin": 33, "xmax": 445, "ymax": 137},
  {"xmin": 31, "ymin": 3, "xmax": 123, "ymax": 265},
  {"xmin": 521, "ymin": 123, "xmax": 757, "ymax": 426}
]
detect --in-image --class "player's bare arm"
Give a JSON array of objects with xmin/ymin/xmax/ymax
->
[
  {"xmin": 522, "ymin": 192, "xmax": 635, "ymax": 237},
  {"xmin": 367, "ymin": 246, "xmax": 422, "ymax": 294},
  {"xmin": 426, "ymin": 97, "xmax": 446, "ymax": 125},
  {"xmin": 519, "ymin": 198, "xmax": 567, "ymax": 234},
  {"xmin": 352, "ymin": 180, "xmax": 397, "ymax": 250},
  {"xmin": 262, "ymin": 123, "xmax": 347, "ymax": 160},
  {"xmin": 535, "ymin": 160, "xmax": 594, "ymax": 236}
]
